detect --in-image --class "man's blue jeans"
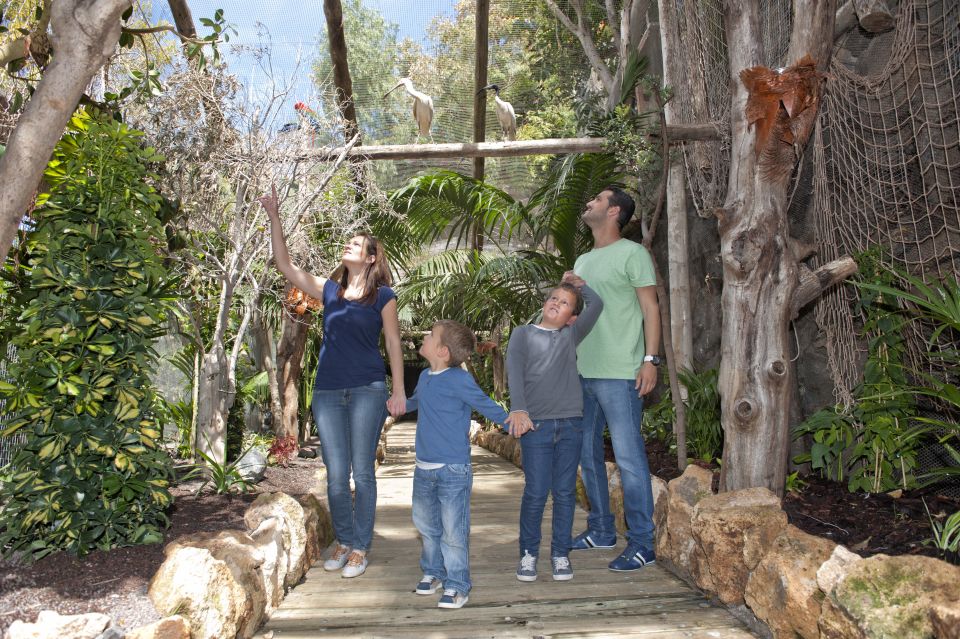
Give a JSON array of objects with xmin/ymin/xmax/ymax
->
[
  {"xmin": 312, "ymin": 380, "xmax": 389, "ymax": 552},
  {"xmin": 412, "ymin": 464, "xmax": 473, "ymax": 594},
  {"xmin": 518, "ymin": 418, "xmax": 583, "ymax": 557},
  {"xmin": 580, "ymin": 377, "xmax": 655, "ymax": 549}
]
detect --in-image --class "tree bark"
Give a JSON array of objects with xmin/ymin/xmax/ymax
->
[
  {"xmin": 276, "ymin": 307, "xmax": 312, "ymax": 442},
  {"xmin": 0, "ymin": 0, "xmax": 130, "ymax": 268},
  {"xmin": 250, "ymin": 296, "xmax": 283, "ymax": 433},
  {"xmin": 471, "ymin": 0, "xmax": 490, "ymax": 251},
  {"xmin": 165, "ymin": 0, "xmax": 197, "ymax": 39},
  {"xmin": 717, "ymin": 0, "xmax": 835, "ymax": 497},
  {"xmin": 322, "ymin": 0, "xmax": 359, "ymax": 142},
  {"xmin": 195, "ymin": 344, "xmax": 234, "ymax": 464}
]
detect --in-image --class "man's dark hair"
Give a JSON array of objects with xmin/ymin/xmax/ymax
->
[
  {"xmin": 605, "ymin": 186, "xmax": 636, "ymax": 230},
  {"xmin": 550, "ymin": 282, "xmax": 585, "ymax": 315}
]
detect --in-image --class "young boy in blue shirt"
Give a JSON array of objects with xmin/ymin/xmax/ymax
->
[
  {"xmin": 506, "ymin": 276, "xmax": 603, "ymax": 582},
  {"xmin": 405, "ymin": 319, "xmax": 511, "ymax": 609}
]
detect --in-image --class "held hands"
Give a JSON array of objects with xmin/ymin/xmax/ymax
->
[
  {"xmin": 505, "ymin": 411, "xmax": 534, "ymax": 438},
  {"xmin": 636, "ymin": 362, "xmax": 657, "ymax": 396},
  {"xmin": 257, "ymin": 184, "xmax": 281, "ymax": 222},
  {"xmin": 561, "ymin": 270, "xmax": 586, "ymax": 289},
  {"xmin": 386, "ymin": 392, "xmax": 407, "ymax": 418}
]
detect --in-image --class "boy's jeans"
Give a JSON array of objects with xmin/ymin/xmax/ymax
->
[
  {"xmin": 518, "ymin": 418, "xmax": 583, "ymax": 557},
  {"xmin": 412, "ymin": 464, "xmax": 473, "ymax": 594},
  {"xmin": 312, "ymin": 380, "xmax": 389, "ymax": 552},
  {"xmin": 579, "ymin": 377, "xmax": 656, "ymax": 550}
]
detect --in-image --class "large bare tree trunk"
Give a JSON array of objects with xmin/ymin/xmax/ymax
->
[
  {"xmin": 717, "ymin": 0, "xmax": 835, "ymax": 496},
  {"xmin": 195, "ymin": 345, "xmax": 234, "ymax": 463},
  {"xmin": 276, "ymin": 308, "xmax": 312, "ymax": 441},
  {"xmin": 0, "ymin": 0, "xmax": 130, "ymax": 267},
  {"xmin": 250, "ymin": 296, "xmax": 283, "ymax": 432}
]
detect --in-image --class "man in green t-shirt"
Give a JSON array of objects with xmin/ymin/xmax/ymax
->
[{"xmin": 568, "ymin": 187, "xmax": 661, "ymax": 571}]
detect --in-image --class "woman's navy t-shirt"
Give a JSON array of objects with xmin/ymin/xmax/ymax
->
[{"xmin": 313, "ymin": 278, "xmax": 396, "ymax": 390}]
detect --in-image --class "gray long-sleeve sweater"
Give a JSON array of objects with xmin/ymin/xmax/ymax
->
[{"xmin": 506, "ymin": 285, "xmax": 603, "ymax": 420}]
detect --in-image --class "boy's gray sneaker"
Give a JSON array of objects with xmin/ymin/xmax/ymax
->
[
  {"xmin": 516, "ymin": 550, "xmax": 538, "ymax": 582},
  {"xmin": 437, "ymin": 588, "xmax": 469, "ymax": 609},
  {"xmin": 551, "ymin": 555, "xmax": 573, "ymax": 581},
  {"xmin": 415, "ymin": 575, "xmax": 442, "ymax": 595}
]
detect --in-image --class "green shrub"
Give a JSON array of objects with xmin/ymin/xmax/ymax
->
[{"xmin": 0, "ymin": 112, "xmax": 176, "ymax": 558}]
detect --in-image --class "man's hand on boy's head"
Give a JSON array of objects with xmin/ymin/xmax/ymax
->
[
  {"xmin": 505, "ymin": 411, "xmax": 534, "ymax": 438},
  {"xmin": 562, "ymin": 270, "xmax": 586, "ymax": 289}
]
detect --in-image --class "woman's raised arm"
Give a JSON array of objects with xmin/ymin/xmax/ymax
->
[{"xmin": 258, "ymin": 184, "xmax": 327, "ymax": 299}]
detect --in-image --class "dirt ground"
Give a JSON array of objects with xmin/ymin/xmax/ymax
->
[{"xmin": 2, "ymin": 437, "xmax": 957, "ymax": 636}]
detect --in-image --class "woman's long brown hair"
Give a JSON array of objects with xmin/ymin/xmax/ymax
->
[{"xmin": 329, "ymin": 233, "xmax": 393, "ymax": 305}]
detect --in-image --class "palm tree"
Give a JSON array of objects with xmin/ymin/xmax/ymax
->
[{"xmin": 373, "ymin": 154, "xmax": 626, "ymax": 397}]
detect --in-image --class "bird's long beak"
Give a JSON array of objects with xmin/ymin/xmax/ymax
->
[
  {"xmin": 383, "ymin": 83, "xmax": 402, "ymax": 98},
  {"xmin": 477, "ymin": 84, "xmax": 495, "ymax": 95}
]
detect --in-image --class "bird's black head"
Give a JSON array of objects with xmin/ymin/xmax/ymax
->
[{"xmin": 477, "ymin": 84, "xmax": 500, "ymax": 95}]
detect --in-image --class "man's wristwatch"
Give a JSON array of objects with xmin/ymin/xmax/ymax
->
[{"xmin": 643, "ymin": 354, "xmax": 662, "ymax": 366}]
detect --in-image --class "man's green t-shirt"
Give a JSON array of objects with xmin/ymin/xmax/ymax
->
[{"xmin": 574, "ymin": 238, "xmax": 656, "ymax": 379}]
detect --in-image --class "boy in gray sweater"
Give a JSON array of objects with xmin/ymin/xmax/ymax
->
[{"xmin": 506, "ymin": 274, "xmax": 603, "ymax": 582}]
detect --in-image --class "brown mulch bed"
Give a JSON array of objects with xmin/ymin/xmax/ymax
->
[
  {"xmin": 644, "ymin": 438, "xmax": 960, "ymax": 562},
  {"xmin": 0, "ymin": 451, "xmax": 327, "ymax": 636}
]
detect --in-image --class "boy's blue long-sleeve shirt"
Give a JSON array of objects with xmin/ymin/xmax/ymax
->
[{"xmin": 406, "ymin": 367, "xmax": 509, "ymax": 464}]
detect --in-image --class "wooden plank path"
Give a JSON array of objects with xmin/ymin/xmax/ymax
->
[{"xmin": 257, "ymin": 421, "xmax": 756, "ymax": 639}]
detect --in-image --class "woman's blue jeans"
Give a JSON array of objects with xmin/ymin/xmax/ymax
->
[
  {"xmin": 412, "ymin": 464, "xmax": 473, "ymax": 594},
  {"xmin": 312, "ymin": 380, "xmax": 388, "ymax": 552},
  {"xmin": 579, "ymin": 377, "xmax": 655, "ymax": 549},
  {"xmin": 518, "ymin": 418, "xmax": 583, "ymax": 558}
]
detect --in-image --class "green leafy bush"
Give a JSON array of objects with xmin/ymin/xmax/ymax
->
[{"xmin": 0, "ymin": 112, "xmax": 176, "ymax": 558}]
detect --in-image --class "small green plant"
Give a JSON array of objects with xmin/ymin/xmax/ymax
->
[
  {"xmin": 677, "ymin": 367, "xmax": 723, "ymax": 463},
  {"xmin": 923, "ymin": 500, "xmax": 960, "ymax": 564},
  {"xmin": 192, "ymin": 448, "xmax": 253, "ymax": 494},
  {"xmin": 785, "ymin": 471, "xmax": 808, "ymax": 494},
  {"xmin": 243, "ymin": 431, "xmax": 274, "ymax": 452}
]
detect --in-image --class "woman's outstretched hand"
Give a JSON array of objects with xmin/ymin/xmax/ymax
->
[{"xmin": 257, "ymin": 184, "xmax": 280, "ymax": 222}]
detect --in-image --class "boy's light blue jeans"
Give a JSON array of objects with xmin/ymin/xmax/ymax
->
[
  {"xmin": 579, "ymin": 377, "xmax": 656, "ymax": 550},
  {"xmin": 518, "ymin": 418, "xmax": 583, "ymax": 557},
  {"xmin": 312, "ymin": 380, "xmax": 389, "ymax": 552},
  {"xmin": 411, "ymin": 464, "xmax": 473, "ymax": 594}
]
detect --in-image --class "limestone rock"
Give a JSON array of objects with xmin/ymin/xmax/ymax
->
[
  {"xmin": 296, "ymin": 492, "xmax": 335, "ymax": 568},
  {"xmin": 690, "ymin": 486, "xmax": 788, "ymax": 604},
  {"xmin": 149, "ymin": 531, "xmax": 266, "ymax": 639},
  {"xmin": 745, "ymin": 524, "xmax": 836, "ymax": 639},
  {"xmin": 817, "ymin": 545, "xmax": 863, "ymax": 594},
  {"xmin": 244, "ymin": 492, "xmax": 309, "ymax": 586},
  {"xmin": 819, "ymin": 596, "xmax": 867, "ymax": 639},
  {"xmin": 651, "ymin": 474, "xmax": 668, "ymax": 549},
  {"xmin": 124, "ymin": 615, "xmax": 191, "ymax": 639},
  {"xmin": 822, "ymin": 554, "xmax": 960, "ymax": 639},
  {"xmin": 660, "ymin": 464, "xmax": 715, "ymax": 582},
  {"xmin": 248, "ymin": 517, "xmax": 288, "ymax": 612},
  {"xmin": 7, "ymin": 611, "xmax": 111, "ymax": 639},
  {"xmin": 931, "ymin": 603, "xmax": 960, "ymax": 639},
  {"xmin": 235, "ymin": 447, "xmax": 267, "ymax": 482}
]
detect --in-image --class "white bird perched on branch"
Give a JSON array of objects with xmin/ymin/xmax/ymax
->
[
  {"xmin": 479, "ymin": 84, "xmax": 517, "ymax": 141},
  {"xmin": 384, "ymin": 77, "xmax": 434, "ymax": 142}
]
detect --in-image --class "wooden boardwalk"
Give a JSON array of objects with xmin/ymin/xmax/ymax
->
[{"xmin": 258, "ymin": 421, "xmax": 756, "ymax": 639}]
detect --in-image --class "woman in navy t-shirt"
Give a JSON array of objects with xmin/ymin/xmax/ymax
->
[{"xmin": 260, "ymin": 186, "xmax": 407, "ymax": 579}]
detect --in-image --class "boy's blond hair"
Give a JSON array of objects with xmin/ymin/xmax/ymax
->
[{"xmin": 434, "ymin": 320, "xmax": 476, "ymax": 367}]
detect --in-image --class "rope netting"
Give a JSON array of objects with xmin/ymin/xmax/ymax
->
[
  {"xmin": 664, "ymin": 0, "xmax": 959, "ymax": 404},
  {"xmin": 814, "ymin": 0, "xmax": 960, "ymax": 402}
]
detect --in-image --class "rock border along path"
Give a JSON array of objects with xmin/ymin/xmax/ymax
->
[{"xmin": 257, "ymin": 420, "xmax": 755, "ymax": 638}]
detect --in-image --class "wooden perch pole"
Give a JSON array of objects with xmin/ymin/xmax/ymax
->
[{"xmin": 298, "ymin": 125, "xmax": 721, "ymax": 162}]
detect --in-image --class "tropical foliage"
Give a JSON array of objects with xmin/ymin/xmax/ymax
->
[{"xmin": 0, "ymin": 113, "xmax": 176, "ymax": 558}]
